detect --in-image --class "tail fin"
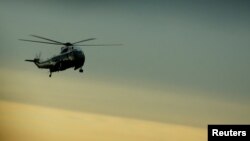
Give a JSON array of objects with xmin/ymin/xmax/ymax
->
[
  {"xmin": 25, "ymin": 58, "xmax": 41, "ymax": 68},
  {"xmin": 25, "ymin": 59, "xmax": 36, "ymax": 62},
  {"xmin": 25, "ymin": 58, "xmax": 39, "ymax": 62},
  {"xmin": 25, "ymin": 52, "xmax": 41, "ymax": 67}
]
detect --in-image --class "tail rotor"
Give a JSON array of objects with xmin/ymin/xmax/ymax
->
[
  {"xmin": 35, "ymin": 52, "xmax": 41, "ymax": 60},
  {"xmin": 25, "ymin": 52, "xmax": 41, "ymax": 63}
]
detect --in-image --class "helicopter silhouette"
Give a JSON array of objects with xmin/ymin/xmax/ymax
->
[{"xmin": 20, "ymin": 35, "xmax": 121, "ymax": 77}]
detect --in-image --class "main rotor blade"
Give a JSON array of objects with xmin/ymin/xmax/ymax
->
[
  {"xmin": 76, "ymin": 44, "xmax": 123, "ymax": 46},
  {"xmin": 19, "ymin": 39, "xmax": 62, "ymax": 45},
  {"xmin": 30, "ymin": 35, "xmax": 64, "ymax": 44},
  {"xmin": 73, "ymin": 38, "xmax": 96, "ymax": 45}
]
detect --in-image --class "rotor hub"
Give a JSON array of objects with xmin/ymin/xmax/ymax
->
[{"xmin": 65, "ymin": 42, "xmax": 73, "ymax": 46}]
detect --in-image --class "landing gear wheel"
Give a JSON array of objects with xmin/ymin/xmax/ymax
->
[{"xmin": 79, "ymin": 69, "xmax": 83, "ymax": 73}]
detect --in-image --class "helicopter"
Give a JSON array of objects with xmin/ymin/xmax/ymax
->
[{"xmin": 20, "ymin": 35, "xmax": 121, "ymax": 77}]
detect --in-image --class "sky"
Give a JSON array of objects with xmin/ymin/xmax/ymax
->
[{"xmin": 0, "ymin": 0, "xmax": 250, "ymax": 140}]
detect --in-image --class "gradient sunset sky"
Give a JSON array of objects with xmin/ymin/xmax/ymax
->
[{"xmin": 0, "ymin": 0, "xmax": 250, "ymax": 140}]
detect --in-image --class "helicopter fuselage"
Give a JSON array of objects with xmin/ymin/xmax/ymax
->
[
  {"xmin": 21, "ymin": 34, "xmax": 121, "ymax": 77},
  {"xmin": 27, "ymin": 48, "xmax": 85, "ymax": 76}
]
